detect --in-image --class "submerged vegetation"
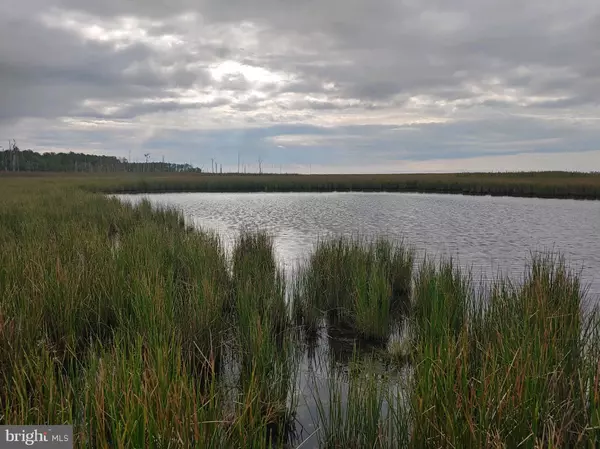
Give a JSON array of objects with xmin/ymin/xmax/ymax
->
[{"xmin": 1, "ymin": 176, "xmax": 600, "ymax": 447}]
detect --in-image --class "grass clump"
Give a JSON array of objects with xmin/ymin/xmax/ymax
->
[
  {"xmin": 469, "ymin": 254, "xmax": 593, "ymax": 447},
  {"xmin": 412, "ymin": 258, "xmax": 473, "ymax": 343},
  {"xmin": 410, "ymin": 258, "xmax": 474, "ymax": 448},
  {"xmin": 231, "ymin": 230, "xmax": 298, "ymax": 442},
  {"xmin": 294, "ymin": 236, "xmax": 414, "ymax": 342},
  {"xmin": 232, "ymin": 230, "xmax": 287, "ymax": 333},
  {"xmin": 411, "ymin": 253, "xmax": 600, "ymax": 448},
  {"xmin": 0, "ymin": 189, "xmax": 294, "ymax": 447}
]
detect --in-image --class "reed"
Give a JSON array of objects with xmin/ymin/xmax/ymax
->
[
  {"xmin": 294, "ymin": 236, "xmax": 414, "ymax": 342},
  {"xmin": 0, "ymin": 189, "xmax": 287, "ymax": 447},
  {"xmin": 231, "ymin": 230, "xmax": 298, "ymax": 441},
  {"xmin": 312, "ymin": 355, "xmax": 410, "ymax": 448},
  {"xmin": 410, "ymin": 253, "xmax": 600, "ymax": 448}
]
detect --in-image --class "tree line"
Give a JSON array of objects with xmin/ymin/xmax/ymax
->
[{"xmin": 0, "ymin": 141, "xmax": 201, "ymax": 173}]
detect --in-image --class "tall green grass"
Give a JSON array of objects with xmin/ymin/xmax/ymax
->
[
  {"xmin": 312, "ymin": 355, "xmax": 410, "ymax": 448},
  {"xmin": 411, "ymin": 254, "xmax": 600, "ymax": 448},
  {"xmin": 231, "ymin": 230, "xmax": 298, "ymax": 443},
  {"xmin": 1, "ymin": 177, "xmax": 600, "ymax": 448},
  {"xmin": 293, "ymin": 236, "xmax": 414, "ymax": 342},
  {"xmin": 232, "ymin": 230, "xmax": 288, "ymax": 333},
  {"xmin": 0, "ymin": 189, "xmax": 296, "ymax": 447}
]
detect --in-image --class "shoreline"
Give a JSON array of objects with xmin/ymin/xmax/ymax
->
[{"xmin": 2, "ymin": 171, "xmax": 600, "ymax": 200}]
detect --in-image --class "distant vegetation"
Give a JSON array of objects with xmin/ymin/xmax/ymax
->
[
  {"xmin": 0, "ymin": 141, "xmax": 200, "ymax": 173},
  {"xmin": 79, "ymin": 171, "xmax": 600, "ymax": 200},
  {"xmin": 1, "ymin": 143, "xmax": 599, "ymax": 199}
]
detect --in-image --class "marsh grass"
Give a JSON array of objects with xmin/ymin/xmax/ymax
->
[
  {"xmin": 1, "ymin": 176, "xmax": 600, "ymax": 448},
  {"xmin": 411, "ymin": 253, "xmax": 600, "ymax": 448},
  {"xmin": 232, "ymin": 230, "xmax": 288, "ymax": 333},
  {"xmin": 0, "ymin": 189, "xmax": 297, "ymax": 447},
  {"xmin": 294, "ymin": 236, "xmax": 415, "ymax": 343},
  {"xmin": 470, "ymin": 254, "xmax": 593, "ymax": 447},
  {"xmin": 231, "ymin": 230, "xmax": 299, "ymax": 441},
  {"xmin": 412, "ymin": 257, "xmax": 473, "ymax": 343},
  {"xmin": 67, "ymin": 171, "xmax": 600, "ymax": 200}
]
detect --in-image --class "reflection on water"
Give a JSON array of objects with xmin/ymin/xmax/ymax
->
[
  {"xmin": 117, "ymin": 191, "xmax": 600, "ymax": 296},
  {"xmin": 290, "ymin": 317, "xmax": 411, "ymax": 448}
]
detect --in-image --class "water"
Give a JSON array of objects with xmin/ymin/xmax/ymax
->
[
  {"xmin": 117, "ymin": 191, "xmax": 600, "ymax": 297},
  {"xmin": 117, "ymin": 191, "xmax": 600, "ymax": 446}
]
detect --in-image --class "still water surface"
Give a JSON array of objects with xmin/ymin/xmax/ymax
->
[{"xmin": 118, "ymin": 191, "xmax": 600, "ymax": 297}]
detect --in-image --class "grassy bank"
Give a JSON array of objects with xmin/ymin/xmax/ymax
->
[
  {"xmin": 1, "ymin": 176, "xmax": 600, "ymax": 447},
  {"xmin": 3, "ymin": 170, "xmax": 600, "ymax": 199},
  {"xmin": 0, "ymin": 187, "xmax": 298, "ymax": 447}
]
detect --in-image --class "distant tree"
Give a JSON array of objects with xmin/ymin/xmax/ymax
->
[{"xmin": 0, "ymin": 145, "xmax": 202, "ymax": 174}]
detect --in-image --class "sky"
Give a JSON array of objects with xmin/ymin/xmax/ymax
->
[{"xmin": 1, "ymin": 0, "xmax": 600, "ymax": 173}]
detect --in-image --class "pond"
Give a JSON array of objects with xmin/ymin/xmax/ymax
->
[
  {"xmin": 117, "ymin": 191, "xmax": 600, "ymax": 297},
  {"xmin": 117, "ymin": 191, "xmax": 600, "ymax": 447}
]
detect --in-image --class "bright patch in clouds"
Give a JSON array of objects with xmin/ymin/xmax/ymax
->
[{"xmin": 209, "ymin": 60, "xmax": 290, "ymax": 86}]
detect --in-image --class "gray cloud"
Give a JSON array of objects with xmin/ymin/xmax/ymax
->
[{"xmin": 1, "ymin": 0, "xmax": 599, "ymax": 170}]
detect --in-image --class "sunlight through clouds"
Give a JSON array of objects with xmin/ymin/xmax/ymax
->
[{"xmin": 1, "ymin": 0, "xmax": 599, "ymax": 171}]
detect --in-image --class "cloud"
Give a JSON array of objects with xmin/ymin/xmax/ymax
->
[{"xmin": 0, "ymin": 0, "xmax": 599, "ymax": 171}]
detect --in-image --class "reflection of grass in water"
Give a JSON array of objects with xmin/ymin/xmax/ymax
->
[{"xmin": 312, "ymin": 353, "xmax": 410, "ymax": 449}]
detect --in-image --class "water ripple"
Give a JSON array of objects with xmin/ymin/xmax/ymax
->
[{"xmin": 118, "ymin": 192, "xmax": 600, "ymax": 298}]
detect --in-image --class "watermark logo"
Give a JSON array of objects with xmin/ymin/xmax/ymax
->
[{"xmin": 0, "ymin": 426, "xmax": 72, "ymax": 448}]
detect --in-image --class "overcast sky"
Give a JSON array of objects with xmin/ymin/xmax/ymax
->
[{"xmin": 1, "ymin": 0, "xmax": 600, "ymax": 173}]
